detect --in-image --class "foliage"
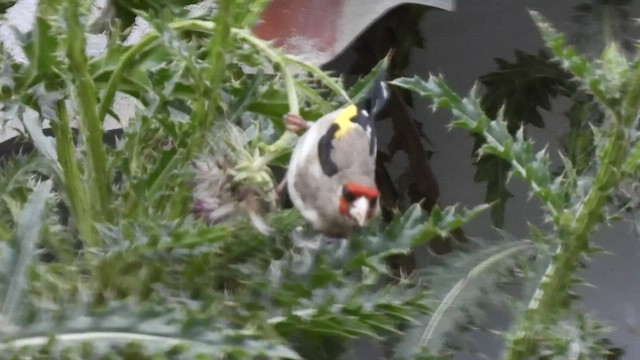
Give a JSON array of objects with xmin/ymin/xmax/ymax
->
[
  {"xmin": 472, "ymin": 0, "xmax": 633, "ymax": 228},
  {"xmin": 477, "ymin": 50, "xmax": 572, "ymax": 227},
  {"xmin": 570, "ymin": 0, "xmax": 634, "ymax": 56},
  {"xmin": 392, "ymin": 7, "xmax": 638, "ymax": 359},
  {"xmin": 395, "ymin": 236, "xmax": 536, "ymax": 359},
  {"xmin": 0, "ymin": 0, "xmax": 14, "ymax": 13}
]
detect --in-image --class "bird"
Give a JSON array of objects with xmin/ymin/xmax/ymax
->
[{"xmin": 280, "ymin": 73, "xmax": 389, "ymax": 238}]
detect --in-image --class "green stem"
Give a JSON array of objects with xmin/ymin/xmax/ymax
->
[
  {"xmin": 65, "ymin": 0, "xmax": 111, "ymax": 223},
  {"xmin": 235, "ymin": 28, "xmax": 299, "ymax": 114},
  {"xmin": 233, "ymin": 29, "xmax": 302, "ymax": 158},
  {"xmin": 0, "ymin": 221, "xmax": 9, "ymax": 241},
  {"xmin": 51, "ymin": 101, "xmax": 99, "ymax": 248},
  {"xmin": 503, "ymin": 125, "xmax": 628, "ymax": 359},
  {"xmin": 205, "ymin": 0, "xmax": 233, "ymax": 126},
  {"xmin": 235, "ymin": 28, "xmax": 349, "ymax": 103},
  {"xmin": 0, "ymin": 332, "xmax": 215, "ymax": 349},
  {"xmin": 265, "ymin": 69, "xmax": 299, "ymax": 158},
  {"xmin": 283, "ymin": 65, "xmax": 299, "ymax": 114},
  {"xmin": 97, "ymin": 34, "xmax": 159, "ymax": 122},
  {"xmin": 182, "ymin": 1, "xmax": 235, "ymax": 157}
]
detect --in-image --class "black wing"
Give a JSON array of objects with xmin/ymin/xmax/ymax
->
[{"xmin": 317, "ymin": 123, "xmax": 340, "ymax": 177}]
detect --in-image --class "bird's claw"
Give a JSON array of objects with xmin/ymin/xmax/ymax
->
[
  {"xmin": 275, "ymin": 178, "xmax": 287, "ymax": 197},
  {"xmin": 324, "ymin": 237, "xmax": 344, "ymax": 245},
  {"xmin": 283, "ymin": 113, "xmax": 310, "ymax": 133}
]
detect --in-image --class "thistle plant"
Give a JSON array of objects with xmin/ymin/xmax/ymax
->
[
  {"xmin": 393, "ymin": 9, "xmax": 638, "ymax": 359},
  {"xmin": 191, "ymin": 121, "xmax": 282, "ymax": 234}
]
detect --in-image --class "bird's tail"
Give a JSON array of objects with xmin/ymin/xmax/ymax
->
[
  {"xmin": 369, "ymin": 70, "xmax": 389, "ymax": 118},
  {"xmin": 359, "ymin": 60, "xmax": 390, "ymax": 120}
]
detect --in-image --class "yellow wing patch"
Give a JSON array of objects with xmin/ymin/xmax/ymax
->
[{"xmin": 332, "ymin": 104, "xmax": 358, "ymax": 139}]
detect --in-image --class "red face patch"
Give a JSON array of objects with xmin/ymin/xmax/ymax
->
[
  {"xmin": 343, "ymin": 183, "xmax": 379, "ymax": 200},
  {"xmin": 338, "ymin": 183, "xmax": 379, "ymax": 216},
  {"xmin": 338, "ymin": 197, "xmax": 349, "ymax": 215}
]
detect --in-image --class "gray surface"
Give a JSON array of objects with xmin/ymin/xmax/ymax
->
[
  {"xmin": 335, "ymin": 0, "xmax": 455, "ymax": 62},
  {"xmin": 276, "ymin": 0, "xmax": 455, "ymax": 65}
]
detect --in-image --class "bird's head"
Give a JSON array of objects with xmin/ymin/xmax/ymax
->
[{"xmin": 338, "ymin": 182, "xmax": 379, "ymax": 227}]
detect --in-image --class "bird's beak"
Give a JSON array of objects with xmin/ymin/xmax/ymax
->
[{"xmin": 349, "ymin": 197, "xmax": 370, "ymax": 227}]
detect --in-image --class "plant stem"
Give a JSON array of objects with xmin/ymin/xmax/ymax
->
[
  {"xmin": 503, "ymin": 123, "xmax": 628, "ymax": 359},
  {"xmin": 283, "ymin": 65, "xmax": 299, "ymax": 114},
  {"xmin": 231, "ymin": 29, "xmax": 305, "ymax": 157},
  {"xmin": 205, "ymin": 0, "xmax": 233, "ymax": 126},
  {"xmin": 502, "ymin": 14, "xmax": 640, "ymax": 358},
  {"xmin": 235, "ymin": 28, "xmax": 350, "ymax": 103},
  {"xmin": 421, "ymin": 242, "xmax": 535, "ymax": 349},
  {"xmin": 182, "ymin": 0, "xmax": 235, "ymax": 157},
  {"xmin": 266, "ymin": 69, "xmax": 299, "ymax": 157},
  {"xmin": 0, "ymin": 332, "xmax": 210, "ymax": 349},
  {"xmin": 97, "ymin": 34, "xmax": 159, "ymax": 122},
  {"xmin": 65, "ymin": 0, "xmax": 111, "ymax": 223},
  {"xmin": 51, "ymin": 101, "xmax": 99, "ymax": 248}
]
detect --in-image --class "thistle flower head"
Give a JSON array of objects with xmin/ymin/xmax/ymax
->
[{"xmin": 192, "ymin": 122, "xmax": 277, "ymax": 235}]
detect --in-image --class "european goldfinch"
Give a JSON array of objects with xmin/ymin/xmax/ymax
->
[{"xmin": 282, "ymin": 75, "xmax": 389, "ymax": 237}]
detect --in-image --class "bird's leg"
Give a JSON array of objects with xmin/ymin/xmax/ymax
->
[
  {"xmin": 324, "ymin": 237, "xmax": 345, "ymax": 245},
  {"xmin": 275, "ymin": 177, "xmax": 288, "ymax": 204},
  {"xmin": 276, "ymin": 177, "xmax": 287, "ymax": 196},
  {"xmin": 283, "ymin": 113, "xmax": 311, "ymax": 133}
]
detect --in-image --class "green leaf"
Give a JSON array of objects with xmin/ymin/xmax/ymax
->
[
  {"xmin": 473, "ymin": 150, "xmax": 513, "ymax": 228},
  {"xmin": 560, "ymin": 93, "xmax": 603, "ymax": 174},
  {"xmin": 1, "ymin": 180, "xmax": 51, "ymax": 326},
  {"xmin": 396, "ymin": 238, "xmax": 536, "ymax": 358},
  {"xmin": 0, "ymin": 155, "xmax": 55, "ymax": 195},
  {"xmin": 530, "ymin": 10, "xmax": 624, "ymax": 112},
  {"xmin": 532, "ymin": 312, "xmax": 625, "ymax": 360},
  {"xmin": 22, "ymin": 113, "xmax": 58, "ymax": 163},
  {"xmin": 0, "ymin": 301, "xmax": 302, "ymax": 359},
  {"xmin": 480, "ymin": 50, "xmax": 570, "ymax": 131},
  {"xmin": 347, "ymin": 55, "xmax": 390, "ymax": 103},
  {"xmin": 0, "ymin": 0, "xmax": 17, "ymax": 13},
  {"xmin": 109, "ymin": 0, "xmax": 202, "ymax": 30},
  {"xmin": 283, "ymin": 54, "xmax": 350, "ymax": 103},
  {"xmin": 570, "ymin": 0, "xmax": 634, "ymax": 56},
  {"xmin": 392, "ymin": 75, "xmax": 563, "ymax": 216},
  {"xmin": 22, "ymin": 6, "xmax": 63, "ymax": 90}
]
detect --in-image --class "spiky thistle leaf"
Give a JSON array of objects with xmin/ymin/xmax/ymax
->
[
  {"xmin": 0, "ymin": 180, "xmax": 51, "ymax": 333},
  {"xmin": 0, "ymin": 301, "xmax": 301, "ymax": 359},
  {"xmin": 391, "ymin": 76, "xmax": 565, "ymax": 221},
  {"xmin": 395, "ymin": 237, "xmax": 536, "ymax": 358}
]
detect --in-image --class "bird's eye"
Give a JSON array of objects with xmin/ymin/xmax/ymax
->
[
  {"xmin": 342, "ymin": 187, "xmax": 356, "ymax": 202},
  {"xmin": 369, "ymin": 196, "xmax": 378, "ymax": 208}
]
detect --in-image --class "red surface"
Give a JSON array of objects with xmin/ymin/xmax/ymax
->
[{"xmin": 253, "ymin": 0, "xmax": 344, "ymax": 54}]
